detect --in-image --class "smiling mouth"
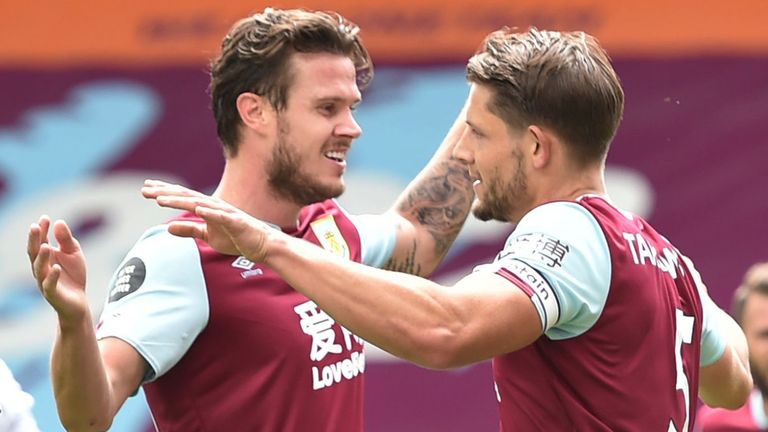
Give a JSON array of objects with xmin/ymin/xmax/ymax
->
[{"xmin": 324, "ymin": 150, "xmax": 347, "ymax": 163}]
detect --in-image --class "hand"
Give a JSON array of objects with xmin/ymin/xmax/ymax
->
[
  {"xmin": 142, "ymin": 179, "xmax": 277, "ymax": 262},
  {"xmin": 27, "ymin": 215, "xmax": 89, "ymax": 322},
  {"xmin": 142, "ymin": 179, "xmax": 240, "ymax": 255}
]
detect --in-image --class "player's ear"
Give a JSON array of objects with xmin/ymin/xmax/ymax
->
[
  {"xmin": 528, "ymin": 125, "xmax": 551, "ymax": 169},
  {"xmin": 236, "ymin": 92, "xmax": 276, "ymax": 133}
]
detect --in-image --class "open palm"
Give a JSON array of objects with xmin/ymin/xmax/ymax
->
[{"xmin": 28, "ymin": 217, "xmax": 89, "ymax": 322}]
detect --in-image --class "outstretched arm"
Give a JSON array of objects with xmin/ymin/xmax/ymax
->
[
  {"xmin": 263, "ymin": 235, "xmax": 541, "ymax": 368},
  {"xmin": 380, "ymin": 106, "xmax": 474, "ymax": 276},
  {"xmin": 143, "ymin": 190, "xmax": 542, "ymax": 368},
  {"xmin": 27, "ymin": 216, "xmax": 146, "ymax": 431}
]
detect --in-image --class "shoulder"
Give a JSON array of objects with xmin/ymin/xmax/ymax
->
[
  {"xmin": 507, "ymin": 200, "xmax": 608, "ymax": 262},
  {"xmin": 106, "ymin": 225, "xmax": 203, "ymax": 303},
  {"xmin": 487, "ymin": 200, "xmax": 612, "ymax": 336},
  {"xmin": 518, "ymin": 200, "xmax": 601, "ymax": 232},
  {"xmin": 130, "ymin": 224, "xmax": 200, "ymax": 262}
]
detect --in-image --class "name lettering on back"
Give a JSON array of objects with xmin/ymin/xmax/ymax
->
[{"xmin": 622, "ymin": 232, "xmax": 684, "ymax": 279}]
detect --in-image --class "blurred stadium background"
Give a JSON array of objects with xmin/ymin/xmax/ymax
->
[{"xmin": 1, "ymin": 0, "xmax": 766, "ymax": 430}]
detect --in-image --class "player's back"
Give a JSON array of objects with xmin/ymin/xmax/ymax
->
[{"xmin": 493, "ymin": 196, "xmax": 704, "ymax": 431}]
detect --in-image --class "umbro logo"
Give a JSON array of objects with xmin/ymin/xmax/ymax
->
[
  {"xmin": 232, "ymin": 256, "xmax": 263, "ymax": 279},
  {"xmin": 232, "ymin": 256, "xmax": 255, "ymax": 270}
]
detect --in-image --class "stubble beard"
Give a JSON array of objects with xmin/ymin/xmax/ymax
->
[
  {"xmin": 472, "ymin": 151, "xmax": 527, "ymax": 223},
  {"xmin": 752, "ymin": 359, "xmax": 768, "ymax": 397},
  {"xmin": 267, "ymin": 119, "xmax": 345, "ymax": 206}
]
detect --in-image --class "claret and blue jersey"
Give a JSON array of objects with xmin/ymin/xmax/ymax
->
[
  {"xmin": 477, "ymin": 195, "xmax": 726, "ymax": 431},
  {"xmin": 95, "ymin": 199, "xmax": 397, "ymax": 432}
]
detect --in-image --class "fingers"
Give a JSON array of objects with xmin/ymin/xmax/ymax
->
[
  {"xmin": 32, "ymin": 243, "xmax": 53, "ymax": 287},
  {"xmin": 167, "ymin": 221, "xmax": 208, "ymax": 240},
  {"xmin": 27, "ymin": 215, "xmax": 51, "ymax": 272},
  {"xmin": 195, "ymin": 206, "xmax": 262, "ymax": 241},
  {"xmin": 142, "ymin": 179, "xmax": 206, "ymax": 200},
  {"xmin": 53, "ymin": 220, "xmax": 81, "ymax": 254},
  {"xmin": 195, "ymin": 206, "xmax": 273, "ymax": 236},
  {"xmin": 39, "ymin": 215, "xmax": 51, "ymax": 241},
  {"xmin": 195, "ymin": 206, "xmax": 242, "ymax": 230},
  {"xmin": 142, "ymin": 180, "xmax": 239, "ymax": 215},
  {"xmin": 154, "ymin": 195, "xmax": 208, "ymax": 213},
  {"xmin": 40, "ymin": 263, "xmax": 62, "ymax": 301},
  {"xmin": 196, "ymin": 207, "xmax": 273, "ymax": 262},
  {"xmin": 155, "ymin": 195, "xmax": 235, "ymax": 215},
  {"xmin": 28, "ymin": 224, "xmax": 41, "ymax": 265},
  {"xmin": 142, "ymin": 179, "xmax": 181, "ymax": 198}
]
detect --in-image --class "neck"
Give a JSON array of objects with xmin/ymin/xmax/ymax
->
[
  {"xmin": 539, "ymin": 164, "xmax": 607, "ymax": 204},
  {"xmin": 214, "ymin": 158, "xmax": 303, "ymax": 229}
]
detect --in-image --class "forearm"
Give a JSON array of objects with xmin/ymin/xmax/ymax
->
[
  {"xmin": 51, "ymin": 314, "xmax": 115, "ymax": 431},
  {"xmin": 699, "ymin": 310, "xmax": 752, "ymax": 408},
  {"xmin": 387, "ymin": 109, "xmax": 474, "ymax": 275},
  {"xmin": 267, "ymin": 233, "xmax": 464, "ymax": 368}
]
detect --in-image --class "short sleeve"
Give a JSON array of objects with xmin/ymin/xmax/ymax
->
[
  {"xmin": 473, "ymin": 201, "xmax": 612, "ymax": 338},
  {"xmin": 347, "ymin": 214, "xmax": 397, "ymax": 268},
  {"xmin": 96, "ymin": 226, "xmax": 209, "ymax": 381},
  {"xmin": 681, "ymin": 255, "xmax": 727, "ymax": 367}
]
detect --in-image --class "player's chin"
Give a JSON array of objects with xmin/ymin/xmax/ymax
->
[
  {"xmin": 471, "ymin": 200, "xmax": 493, "ymax": 222},
  {"xmin": 471, "ymin": 198, "xmax": 511, "ymax": 223},
  {"xmin": 329, "ymin": 184, "xmax": 345, "ymax": 199},
  {"xmin": 320, "ymin": 177, "xmax": 346, "ymax": 199}
]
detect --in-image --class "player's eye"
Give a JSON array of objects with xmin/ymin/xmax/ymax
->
[{"xmin": 319, "ymin": 104, "xmax": 337, "ymax": 115}]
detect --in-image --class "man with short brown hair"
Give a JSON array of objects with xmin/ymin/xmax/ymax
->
[
  {"xmin": 27, "ymin": 8, "xmax": 473, "ymax": 431},
  {"xmin": 144, "ymin": 28, "xmax": 753, "ymax": 431}
]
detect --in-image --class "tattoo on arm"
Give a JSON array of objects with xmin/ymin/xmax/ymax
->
[
  {"xmin": 392, "ymin": 157, "xmax": 473, "ymax": 267},
  {"xmin": 383, "ymin": 238, "xmax": 421, "ymax": 274}
]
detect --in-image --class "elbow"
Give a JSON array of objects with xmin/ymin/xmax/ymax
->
[
  {"xmin": 723, "ymin": 367, "xmax": 754, "ymax": 409},
  {"xmin": 720, "ymin": 375, "xmax": 754, "ymax": 410},
  {"xmin": 703, "ymin": 375, "xmax": 754, "ymax": 410},
  {"xmin": 382, "ymin": 296, "xmax": 471, "ymax": 369},
  {"xmin": 711, "ymin": 394, "xmax": 750, "ymax": 411},
  {"xmin": 403, "ymin": 327, "xmax": 470, "ymax": 370},
  {"xmin": 418, "ymin": 354, "xmax": 466, "ymax": 371},
  {"xmin": 60, "ymin": 415, "xmax": 113, "ymax": 432}
]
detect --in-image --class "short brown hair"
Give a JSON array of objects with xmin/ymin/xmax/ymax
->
[
  {"xmin": 466, "ymin": 27, "xmax": 624, "ymax": 165},
  {"xmin": 731, "ymin": 261, "xmax": 768, "ymax": 324},
  {"xmin": 210, "ymin": 8, "xmax": 373, "ymax": 156}
]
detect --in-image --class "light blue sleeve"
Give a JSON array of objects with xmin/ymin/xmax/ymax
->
[
  {"xmin": 347, "ymin": 214, "xmax": 398, "ymax": 268},
  {"xmin": 681, "ymin": 256, "xmax": 727, "ymax": 366},
  {"xmin": 474, "ymin": 202, "xmax": 612, "ymax": 338},
  {"xmin": 95, "ymin": 226, "xmax": 209, "ymax": 382}
]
